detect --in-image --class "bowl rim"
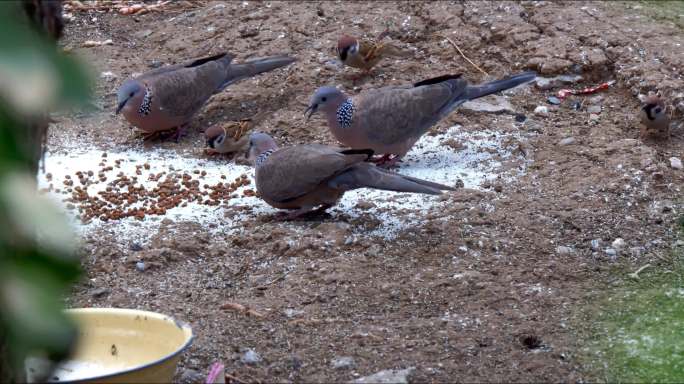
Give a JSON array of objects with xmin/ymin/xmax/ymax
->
[{"xmin": 58, "ymin": 307, "xmax": 194, "ymax": 383}]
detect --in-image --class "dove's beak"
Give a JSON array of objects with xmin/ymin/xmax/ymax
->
[
  {"xmin": 304, "ymin": 104, "xmax": 317, "ymax": 121},
  {"xmin": 116, "ymin": 98, "xmax": 128, "ymax": 115}
]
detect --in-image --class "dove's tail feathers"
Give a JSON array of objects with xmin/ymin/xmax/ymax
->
[
  {"xmin": 220, "ymin": 55, "xmax": 296, "ymax": 90},
  {"xmin": 328, "ymin": 164, "xmax": 452, "ymax": 195},
  {"xmin": 465, "ymin": 71, "xmax": 537, "ymax": 100},
  {"xmin": 187, "ymin": 53, "xmax": 233, "ymax": 68}
]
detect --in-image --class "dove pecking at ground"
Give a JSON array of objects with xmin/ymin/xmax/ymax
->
[
  {"xmin": 305, "ymin": 71, "xmax": 536, "ymax": 167},
  {"xmin": 116, "ymin": 53, "xmax": 295, "ymax": 141},
  {"xmin": 246, "ymin": 132, "xmax": 455, "ymax": 220}
]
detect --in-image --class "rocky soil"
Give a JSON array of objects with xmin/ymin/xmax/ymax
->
[{"xmin": 49, "ymin": 1, "xmax": 683, "ymax": 382}]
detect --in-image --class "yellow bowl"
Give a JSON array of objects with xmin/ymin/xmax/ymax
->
[{"xmin": 29, "ymin": 308, "xmax": 194, "ymax": 383}]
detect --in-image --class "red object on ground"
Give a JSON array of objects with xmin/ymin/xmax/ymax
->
[{"xmin": 557, "ymin": 81, "xmax": 614, "ymax": 100}]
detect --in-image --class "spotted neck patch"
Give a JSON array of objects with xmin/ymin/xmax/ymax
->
[
  {"xmin": 138, "ymin": 87, "xmax": 153, "ymax": 116},
  {"xmin": 256, "ymin": 149, "xmax": 275, "ymax": 167},
  {"xmin": 336, "ymin": 98, "xmax": 354, "ymax": 129}
]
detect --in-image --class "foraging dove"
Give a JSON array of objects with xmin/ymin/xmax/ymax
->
[
  {"xmin": 639, "ymin": 93, "xmax": 670, "ymax": 141},
  {"xmin": 247, "ymin": 132, "xmax": 455, "ymax": 219},
  {"xmin": 336, "ymin": 32, "xmax": 410, "ymax": 77},
  {"xmin": 116, "ymin": 53, "xmax": 295, "ymax": 140},
  {"xmin": 305, "ymin": 71, "xmax": 536, "ymax": 166}
]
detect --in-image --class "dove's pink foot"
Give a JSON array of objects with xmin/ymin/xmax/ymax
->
[{"xmin": 372, "ymin": 154, "xmax": 402, "ymax": 168}]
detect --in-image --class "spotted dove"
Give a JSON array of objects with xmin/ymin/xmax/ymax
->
[
  {"xmin": 305, "ymin": 71, "xmax": 536, "ymax": 166},
  {"xmin": 116, "ymin": 53, "xmax": 295, "ymax": 139},
  {"xmin": 247, "ymin": 132, "xmax": 455, "ymax": 219}
]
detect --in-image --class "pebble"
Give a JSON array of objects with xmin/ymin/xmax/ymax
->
[
  {"xmin": 90, "ymin": 287, "xmax": 110, "ymax": 298},
  {"xmin": 670, "ymin": 157, "xmax": 682, "ymax": 170},
  {"xmin": 612, "ymin": 238, "xmax": 626, "ymax": 251},
  {"xmin": 588, "ymin": 113, "xmax": 600, "ymax": 123},
  {"xmin": 332, "ymin": 356, "xmax": 355, "ymax": 370},
  {"xmin": 354, "ymin": 368, "xmax": 415, "ymax": 384},
  {"xmin": 135, "ymin": 261, "xmax": 146, "ymax": 271},
  {"xmin": 129, "ymin": 242, "xmax": 143, "ymax": 252},
  {"xmin": 556, "ymin": 246, "xmax": 574, "ymax": 255},
  {"xmin": 534, "ymin": 105, "xmax": 549, "ymax": 116},
  {"xmin": 605, "ymin": 248, "xmax": 617, "ymax": 257},
  {"xmin": 514, "ymin": 114, "xmax": 527, "ymax": 123},
  {"xmin": 547, "ymin": 96, "xmax": 561, "ymax": 105},
  {"xmin": 179, "ymin": 368, "xmax": 203, "ymax": 384},
  {"xmin": 241, "ymin": 349, "xmax": 262, "ymax": 365},
  {"xmin": 149, "ymin": 60, "xmax": 162, "ymax": 68},
  {"xmin": 587, "ymin": 105, "xmax": 602, "ymax": 114},
  {"xmin": 558, "ymin": 137, "xmax": 576, "ymax": 146},
  {"xmin": 590, "ymin": 239, "xmax": 601, "ymax": 251},
  {"xmin": 571, "ymin": 100, "xmax": 582, "ymax": 110}
]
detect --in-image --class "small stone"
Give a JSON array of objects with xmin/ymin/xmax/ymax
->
[
  {"xmin": 558, "ymin": 137, "xmax": 576, "ymax": 146},
  {"xmin": 149, "ymin": 60, "xmax": 162, "ymax": 69},
  {"xmin": 514, "ymin": 114, "xmax": 527, "ymax": 123},
  {"xmin": 129, "ymin": 242, "xmax": 143, "ymax": 252},
  {"xmin": 283, "ymin": 308, "xmax": 304, "ymax": 318},
  {"xmin": 179, "ymin": 368, "xmax": 203, "ymax": 384},
  {"xmin": 556, "ymin": 246, "xmax": 574, "ymax": 255},
  {"xmin": 590, "ymin": 239, "xmax": 601, "ymax": 251},
  {"xmin": 135, "ymin": 261, "xmax": 146, "ymax": 271},
  {"xmin": 534, "ymin": 105, "xmax": 549, "ymax": 116},
  {"xmin": 587, "ymin": 105, "xmax": 602, "ymax": 114},
  {"xmin": 547, "ymin": 96, "xmax": 561, "ymax": 105},
  {"xmin": 90, "ymin": 288, "xmax": 110, "ymax": 298},
  {"xmin": 605, "ymin": 248, "xmax": 617, "ymax": 257},
  {"xmin": 571, "ymin": 100, "xmax": 582, "ymax": 110},
  {"xmin": 354, "ymin": 368, "xmax": 415, "ymax": 384},
  {"xmin": 241, "ymin": 349, "xmax": 262, "ymax": 365},
  {"xmin": 332, "ymin": 356, "xmax": 355, "ymax": 370},
  {"xmin": 588, "ymin": 113, "xmax": 600, "ymax": 123},
  {"xmin": 669, "ymin": 157, "xmax": 682, "ymax": 170},
  {"xmin": 612, "ymin": 238, "xmax": 626, "ymax": 251},
  {"xmin": 135, "ymin": 29, "xmax": 153, "ymax": 39},
  {"xmin": 493, "ymin": 184, "xmax": 503, "ymax": 193},
  {"xmin": 355, "ymin": 200, "xmax": 376, "ymax": 210}
]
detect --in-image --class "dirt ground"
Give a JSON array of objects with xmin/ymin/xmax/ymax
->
[{"xmin": 52, "ymin": 1, "xmax": 684, "ymax": 382}]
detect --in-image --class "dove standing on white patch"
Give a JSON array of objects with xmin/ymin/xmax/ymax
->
[
  {"xmin": 305, "ymin": 71, "xmax": 536, "ymax": 167},
  {"xmin": 247, "ymin": 132, "xmax": 455, "ymax": 220},
  {"xmin": 116, "ymin": 53, "xmax": 295, "ymax": 141}
]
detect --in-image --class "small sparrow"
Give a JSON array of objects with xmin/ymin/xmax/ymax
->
[
  {"xmin": 639, "ymin": 93, "xmax": 670, "ymax": 141},
  {"xmin": 336, "ymin": 31, "xmax": 410, "ymax": 77},
  {"xmin": 205, "ymin": 119, "xmax": 252, "ymax": 155}
]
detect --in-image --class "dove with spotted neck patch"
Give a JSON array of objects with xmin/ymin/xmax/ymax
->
[
  {"xmin": 305, "ymin": 71, "xmax": 536, "ymax": 167},
  {"xmin": 246, "ymin": 132, "xmax": 455, "ymax": 220},
  {"xmin": 116, "ymin": 53, "xmax": 295, "ymax": 140}
]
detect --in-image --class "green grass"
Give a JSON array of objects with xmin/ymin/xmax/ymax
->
[
  {"xmin": 632, "ymin": 1, "xmax": 684, "ymax": 30},
  {"xmin": 583, "ymin": 216, "xmax": 684, "ymax": 382}
]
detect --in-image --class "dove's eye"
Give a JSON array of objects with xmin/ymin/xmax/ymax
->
[
  {"xmin": 322, "ymin": 97, "xmax": 327, "ymax": 102},
  {"xmin": 654, "ymin": 107, "xmax": 662, "ymax": 114},
  {"xmin": 129, "ymin": 92, "xmax": 134, "ymax": 97}
]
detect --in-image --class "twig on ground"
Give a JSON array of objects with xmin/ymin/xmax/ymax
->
[
  {"xmin": 440, "ymin": 34, "xmax": 489, "ymax": 77},
  {"xmin": 627, "ymin": 264, "xmax": 651, "ymax": 280}
]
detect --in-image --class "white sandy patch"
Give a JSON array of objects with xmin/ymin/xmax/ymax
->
[{"xmin": 38, "ymin": 125, "xmax": 528, "ymax": 242}]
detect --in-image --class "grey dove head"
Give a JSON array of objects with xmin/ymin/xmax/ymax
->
[
  {"xmin": 116, "ymin": 79, "xmax": 144, "ymax": 114},
  {"xmin": 305, "ymin": 86, "xmax": 346, "ymax": 120},
  {"xmin": 247, "ymin": 132, "xmax": 278, "ymax": 164}
]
